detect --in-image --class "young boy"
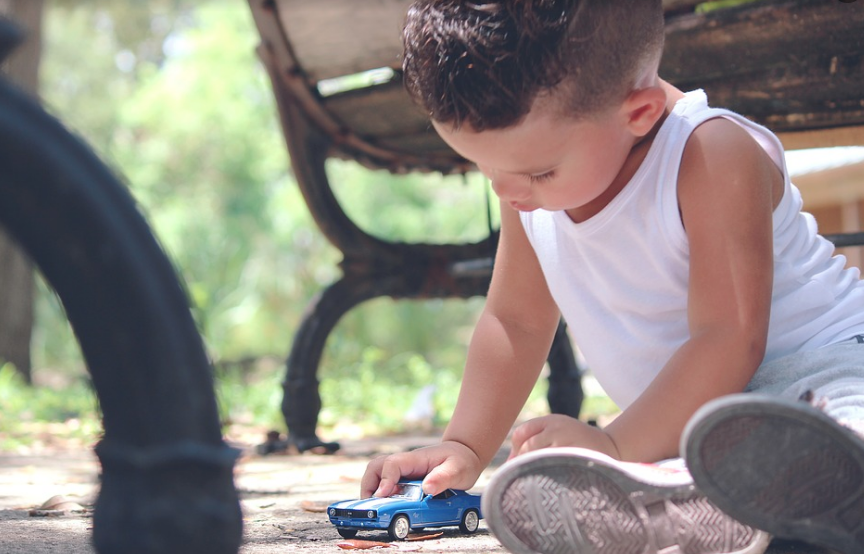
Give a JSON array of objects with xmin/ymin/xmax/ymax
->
[{"xmin": 361, "ymin": 1, "xmax": 864, "ymax": 553}]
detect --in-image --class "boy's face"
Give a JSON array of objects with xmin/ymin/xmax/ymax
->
[{"xmin": 432, "ymin": 104, "xmax": 637, "ymax": 221}]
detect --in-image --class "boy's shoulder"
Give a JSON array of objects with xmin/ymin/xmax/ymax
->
[
  {"xmin": 687, "ymin": 116, "xmax": 757, "ymax": 154},
  {"xmin": 679, "ymin": 116, "xmax": 775, "ymax": 188},
  {"xmin": 676, "ymin": 113, "xmax": 783, "ymax": 233}
]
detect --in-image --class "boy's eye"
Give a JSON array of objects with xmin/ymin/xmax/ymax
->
[{"xmin": 528, "ymin": 171, "xmax": 555, "ymax": 184}]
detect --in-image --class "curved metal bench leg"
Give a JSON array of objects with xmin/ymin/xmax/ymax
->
[
  {"xmin": 282, "ymin": 274, "xmax": 382, "ymax": 453},
  {"xmin": 284, "ymin": 284, "xmax": 585, "ymax": 450},
  {"xmin": 0, "ymin": 74, "xmax": 242, "ymax": 552},
  {"xmin": 546, "ymin": 321, "xmax": 584, "ymax": 419}
]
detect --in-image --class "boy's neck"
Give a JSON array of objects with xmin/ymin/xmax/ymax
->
[{"xmin": 565, "ymin": 81, "xmax": 684, "ymax": 223}]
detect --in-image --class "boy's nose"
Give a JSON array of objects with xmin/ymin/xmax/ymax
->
[{"xmin": 489, "ymin": 175, "xmax": 529, "ymax": 203}]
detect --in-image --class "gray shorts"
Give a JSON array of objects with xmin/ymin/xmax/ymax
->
[{"xmin": 746, "ymin": 335, "xmax": 864, "ymax": 423}]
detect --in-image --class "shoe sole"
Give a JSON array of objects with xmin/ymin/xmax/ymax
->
[
  {"xmin": 683, "ymin": 394, "xmax": 864, "ymax": 554},
  {"xmin": 482, "ymin": 447, "xmax": 770, "ymax": 554}
]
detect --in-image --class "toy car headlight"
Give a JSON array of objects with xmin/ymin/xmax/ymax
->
[
  {"xmin": 329, "ymin": 508, "xmax": 336, "ymax": 516},
  {"xmin": 367, "ymin": 510, "xmax": 376, "ymax": 518}
]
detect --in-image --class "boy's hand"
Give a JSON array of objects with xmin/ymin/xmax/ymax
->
[
  {"xmin": 509, "ymin": 414, "xmax": 621, "ymax": 461},
  {"xmin": 360, "ymin": 440, "xmax": 483, "ymax": 499}
]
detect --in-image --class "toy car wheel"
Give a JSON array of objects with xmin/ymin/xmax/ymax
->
[
  {"xmin": 388, "ymin": 515, "xmax": 411, "ymax": 540},
  {"xmin": 337, "ymin": 528, "xmax": 358, "ymax": 539},
  {"xmin": 459, "ymin": 509, "xmax": 480, "ymax": 534}
]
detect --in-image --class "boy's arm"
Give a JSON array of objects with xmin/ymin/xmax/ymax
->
[
  {"xmin": 440, "ymin": 201, "xmax": 562, "ymax": 461},
  {"xmin": 361, "ymin": 201, "xmax": 561, "ymax": 497},
  {"xmin": 604, "ymin": 118, "xmax": 781, "ymax": 462}
]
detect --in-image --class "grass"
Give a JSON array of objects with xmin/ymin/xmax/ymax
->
[
  {"xmin": 0, "ymin": 359, "xmax": 619, "ymax": 452},
  {"xmin": 0, "ymin": 364, "xmax": 102, "ymax": 452}
]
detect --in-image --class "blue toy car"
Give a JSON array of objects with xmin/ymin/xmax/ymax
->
[{"xmin": 327, "ymin": 480, "xmax": 483, "ymax": 540}]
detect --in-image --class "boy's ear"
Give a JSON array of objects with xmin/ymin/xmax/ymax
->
[{"xmin": 622, "ymin": 86, "xmax": 667, "ymax": 137}]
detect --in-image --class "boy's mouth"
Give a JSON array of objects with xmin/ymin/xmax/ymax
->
[{"xmin": 509, "ymin": 201, "xmax": 538, "ymax": 212}]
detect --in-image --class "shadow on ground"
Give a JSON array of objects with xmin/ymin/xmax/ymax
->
[{"xmin": 0, "ymin": 433, "xmax": 840, "ymax": 554}]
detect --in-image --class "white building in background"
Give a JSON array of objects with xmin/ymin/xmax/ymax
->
[{"xmin": 788, "ymin": 147, "xmax": 864, "ymax": 269}]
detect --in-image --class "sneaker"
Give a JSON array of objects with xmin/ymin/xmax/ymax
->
[
  {"xmin": 482, "ymin": 447, "xmax": 771, "ymax": 554},
  {"xmin": 683, "ymin": 394, "xmax": 864, "ymax": 554}
]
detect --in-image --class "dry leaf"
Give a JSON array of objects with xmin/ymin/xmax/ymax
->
[
  {"xmin": 30, "ymin": 495, "xmax": 87, "ymax": 515},
  {"xmin": 336, "ymin": 539, "xmax": 394, "ymax": 550},
  {"xmin": 300, "ymin": 500, "xmax": 328, "ymax": 513},
  {"xmin": 38, "ymin": 495, "xmax": 84, "ymax": 511},
  {"xmin": 406, "ymin": 531, "xmax": 443, "ymax": 541}
]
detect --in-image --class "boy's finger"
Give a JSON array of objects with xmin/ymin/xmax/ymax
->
[
  {"xmin": 510, "ymin": 432, "xmax": 553, "ymax": 460},
  {"xmin": 508, "ymin": 419, "xmax": 545, "ymax": 459},
  {"xmin": 368, "ymin": 454, "xmax": 432, "ymax": 497},
  {"xmin": 422, "ymin": 454, "xmax": 478, "ymax": 496},
  {"xmin": 421, "ymin": 466, "xmax": 454, "ymax": 497},
  {"xmin": 360, "ymin": 456, "xmax": 387, "ymax": 498},
  {"xmin": 373, "ymin": 458, "xmax": 404, "ymax": 497}
]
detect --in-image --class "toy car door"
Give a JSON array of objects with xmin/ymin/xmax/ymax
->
[{"xmin": 422, "ymin": 489, "xmax": 460, "ymax": 525}]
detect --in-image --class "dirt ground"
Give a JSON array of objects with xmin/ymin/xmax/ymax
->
[
  {"xmin": 0, "ymin": 431, "xmax": 838, "ymax": 554},
  {"xmin": 0, "ymin": 432, "xmax": 505, "ymax": 554}
]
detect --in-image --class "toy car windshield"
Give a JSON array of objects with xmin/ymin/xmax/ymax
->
[{"xmin": 389, "ymin": 483, "xmax": 423, "ymax": 501}]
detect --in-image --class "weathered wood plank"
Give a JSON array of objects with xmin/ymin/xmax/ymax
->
[
  {"xmin": 661, "ymin": 0, "xmax": 864, "ymax": 133},
  {"xmin": 322, "ymin": 80, "xmax": 429, "ymax": 137},
  {"xmin": 256, "ymin": 0, "xmax": 864, "ymax": 174},
  {"xmin": 276, "ymin": 0, "xmax": 412, "ymax": 82},
  {"xmin": 275, "ymin": 0, "xmax": 733, "ymax": 82}
]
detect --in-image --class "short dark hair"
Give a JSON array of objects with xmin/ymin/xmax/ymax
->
[{"xmin": 402, "ymin": 0, "xmax": 665, "ymax": 131}]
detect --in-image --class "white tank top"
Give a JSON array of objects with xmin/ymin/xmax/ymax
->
[{"xmin": 520, "ymin": 90, "xmax": 864, "ymax": 409}]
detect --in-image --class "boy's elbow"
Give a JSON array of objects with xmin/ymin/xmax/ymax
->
[{"xmin": 738, "ymin": 322, "xmax": 769, "ymax": 378}]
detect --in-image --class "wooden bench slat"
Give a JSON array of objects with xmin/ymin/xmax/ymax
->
[
  {"xmin": 276, "ymin": 0, "xmax": 412, "ymax": 82},
  {"xmin": 253, "ymin": 0, "xmax": 863, "ymax": 174},
  {"xmin": 662, "ymin": 0, "xmax": 864, "ymax": 132},
  {"xmin": 322, "ymin": 80, "xmax": 430, "ymax": 138},
  {"xmin": 274, "ymin": 0, "xmax": 718, "ymax": 82}
]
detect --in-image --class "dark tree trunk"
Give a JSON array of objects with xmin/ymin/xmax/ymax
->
[{"xmin": 0, "ymin": 0, "xmax": 44, "ymax": 383}]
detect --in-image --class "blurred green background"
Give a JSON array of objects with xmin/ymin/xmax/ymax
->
[{"xmin": 2, "ymin": 1, "xmax": 616, "ymax": 450}]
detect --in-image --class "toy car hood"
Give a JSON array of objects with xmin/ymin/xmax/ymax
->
[{"xmin": 329, "ymin": 496, "xmax": 413, "ymax": 511}]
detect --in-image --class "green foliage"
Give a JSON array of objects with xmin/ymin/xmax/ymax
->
[
  {"xmin": 319, "ymin": 344, "xmax": 553, "ymax": 435},
  {"xmin": 21, "ymin": 0, "xmax": 605, "ymax": 441},
  {"xmin": 213, "ymin": 362, "xmax": 286, "ymax": 430},
  {"xmin": 37, "ymin": 0, "xmax": 496, "ymax": 376},
  {"xmin": 696, "ymin": 0, "xmax": 763, "ymax": 12},
  {"xmin": 108, "ymin": 3, "xmax": 338, "ymax": 355},
  {"xmin": 0, "ymin": 363, "xmax": 101, "ymax": 450},
  {"xmin": 328, "ymin": 161, "xmax": 498, "ymax": 244},
  {"xmin": 0, "ymin": 364, "xmax": 95, "ymax": 421},
  {"xmin": 31, "ymin": 276, "xmax": 84, "ymax": 371},
  {"xmin": 41, "ymin": 1, "xmax": 340, "ymax": 361}
]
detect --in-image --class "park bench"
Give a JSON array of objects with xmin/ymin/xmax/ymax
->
[
  {"xmin": 0, "ymin": 1, "xmax": 862, "ymax": 553},
  {"xmin": 247, "ymin": 0, "xmax": 864, "ymax": 458}
]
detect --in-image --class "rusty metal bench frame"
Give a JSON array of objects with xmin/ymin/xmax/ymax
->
[
  {"xmin": 248, "ymin": 0, "xmax": 864, "ymax": 453},
  {"xmin": 248, "ymin": 0, "xmax": 588, "ymax": 453}
]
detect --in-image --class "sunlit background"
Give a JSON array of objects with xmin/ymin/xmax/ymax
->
[{"xmin": 1, "ymin": 1, "xmax": 863, "ymax": 452}]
